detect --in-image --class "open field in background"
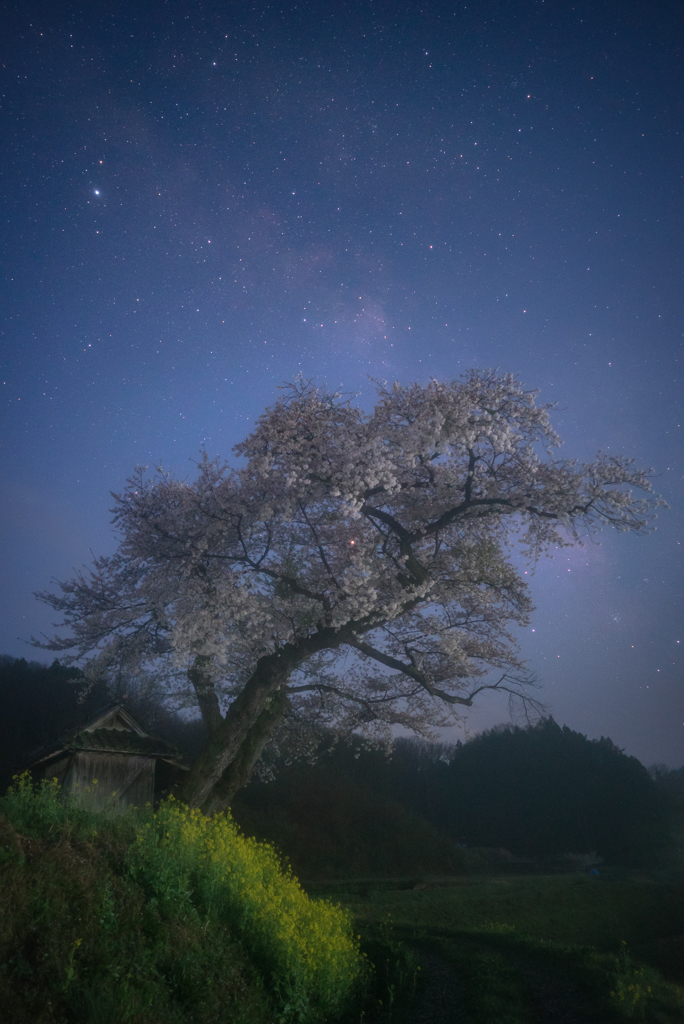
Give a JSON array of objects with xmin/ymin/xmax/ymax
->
[
  {"xmin": 223, "ymin": 726, "xmax": 684, "ymax": 1019},
  {"xmin": 310, "ymin": 871, "xmax": 684, "ymax": 975},
  {"xmin": 306, "ymin": 870, "xmax": 684, "ymax": 1023}
]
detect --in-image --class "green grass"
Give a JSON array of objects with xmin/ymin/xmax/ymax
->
[
  {"xmin": 310, "ymin": 873, "xmax": 684, "ymax": 1023},
  {"xmin": 319, "ymin": 871, "xmax": 683, "ymax": 960}
]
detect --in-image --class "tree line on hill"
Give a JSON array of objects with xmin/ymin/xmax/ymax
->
[
  {"xmin": 1, "ymin": 655, "xmax": 682, "ymax": 876},
  {"xmin": 230, "ymin": 722, "xmax": 683, "ymax": 875}
]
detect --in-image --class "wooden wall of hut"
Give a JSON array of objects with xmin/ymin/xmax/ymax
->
[{"xmin": 61, "ymin": 751, "xmax": 155, "ymax": 813}]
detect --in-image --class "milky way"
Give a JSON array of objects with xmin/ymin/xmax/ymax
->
[{"xmin": 1, "ymin": 0, "xmax": 681, "ymax": 765}]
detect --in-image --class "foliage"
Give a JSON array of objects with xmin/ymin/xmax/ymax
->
[
  {"xmin": 33, "ymin": 372, "xmax": 665, "ymax": 811},
  {"xmin": 0, "ymin": 775, "xmax": 367, "ymax": 1023},
  {"xmin": 391, "ymin": 719, "xmax": 670, "ymax": 865},
  {"xmin": 0, "ymin": 772, "xmax": 103, "ymax": 844},
  {"xmin": 3, "ymin": 776, "xmax": 683, "ymax": 1023}
]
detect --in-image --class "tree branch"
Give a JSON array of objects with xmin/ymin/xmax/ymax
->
[
  {"xmin": 187, "ymin": 654, "xmax": 224, "ymax": 734},
  {"xmin": 346, "ymin": 636, "xmax": 474, "ymax": 706},
  {"xmin": 299, "ymin": 503, "xmax": 345, "ymax": 598},
  {"xmin": 287, "ymin": 681, "xmax": 421, "ymax": 706}
]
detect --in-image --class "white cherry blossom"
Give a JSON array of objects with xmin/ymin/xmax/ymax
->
[{"xmin": 34, "ymin": 371, "xmax": 665, "ymax": 812}]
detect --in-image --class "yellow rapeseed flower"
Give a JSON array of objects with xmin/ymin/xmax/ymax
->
[{"xmin": 132, "ymin": 798, "xmax": 364, "ymax": 1015}]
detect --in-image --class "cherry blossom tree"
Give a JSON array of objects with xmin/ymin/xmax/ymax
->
[{"xmin": 34, "ymin": 371, "xmax": 665, "ymax": 813}]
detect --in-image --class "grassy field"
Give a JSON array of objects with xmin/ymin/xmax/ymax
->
[{"xmin": 307, "ymin": 870, "xmax": 684, "ymax": 1023}]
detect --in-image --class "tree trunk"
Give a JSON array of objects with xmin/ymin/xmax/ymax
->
[
  {"xmin": 178, "ymin": 624, "xmax": 352, "ymax": 812},
  {"xmin": 188, "ymin": 654, "xmax": 223, "ymax": 734},
  {"xmin": 179, "ymin": 658, "xmax": 282, "ymax": 809},
  {"xmin": 201, "ymin": 686, "xmax": 289, "ymax": 815}
]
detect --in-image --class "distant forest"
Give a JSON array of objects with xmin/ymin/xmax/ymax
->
[{"xmin": 2, "ymin": 655, "xmax": 682, "ymax": 875}]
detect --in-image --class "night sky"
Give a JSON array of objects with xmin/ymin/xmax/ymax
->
[{"xmin": 2, "ymin": 0, "xmax": 682, "ymax": 767}]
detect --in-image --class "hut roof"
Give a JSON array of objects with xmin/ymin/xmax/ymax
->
[{"xmin": 28, "ymin": 703, "xmax": 187, "ymax": 769}]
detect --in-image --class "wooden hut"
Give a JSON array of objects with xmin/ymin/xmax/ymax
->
[{"xmin": 28, "ymin": 704, "xmax": 187, "ymax": 813}]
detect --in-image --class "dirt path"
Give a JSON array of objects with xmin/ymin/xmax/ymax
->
[
  {"xmin": 407, "ymin": 947, "xmax": 468, "ymax": 1023},
  {"xmin": 509, "ymin": 954, "xmax": 604, "ymax": 1024},
  {"xmin": 364, "ymin": 943, "xmax": 605, "ymax": 1024}
]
